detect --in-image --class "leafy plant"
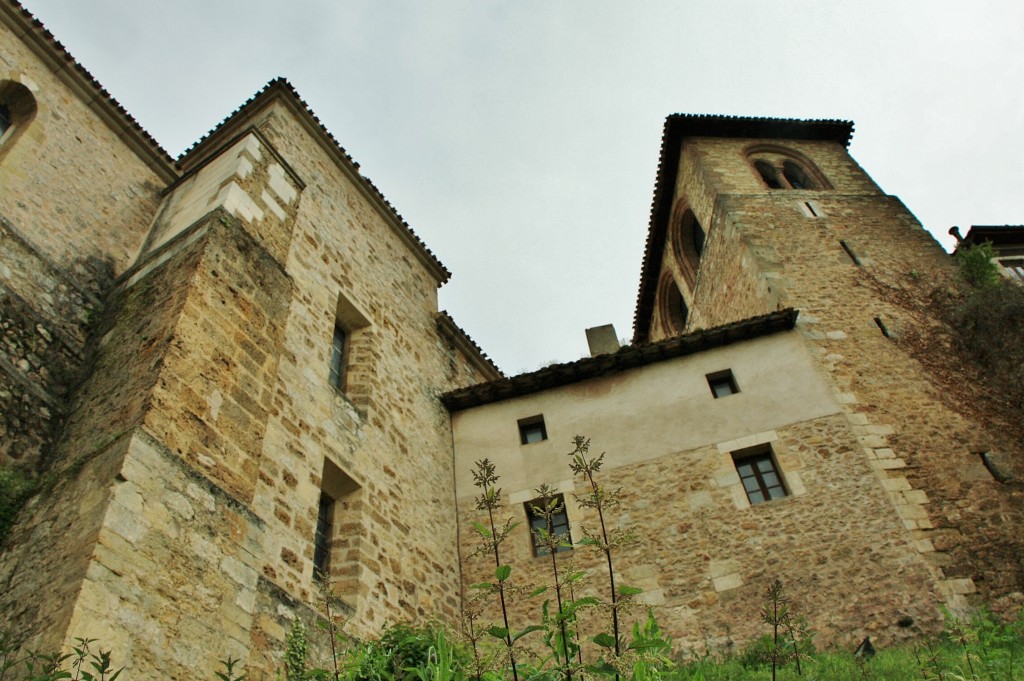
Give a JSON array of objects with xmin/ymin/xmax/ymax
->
[
  {"xmin": 568, "ymin": 436, "xmax": 640, "ymax": 675},
  {"xmin": 954, "ymin": 241, "xmax": 1001, "ymax": 289}
]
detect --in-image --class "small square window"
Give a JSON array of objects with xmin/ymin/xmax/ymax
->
[
  {"xmin": 707, "ymin": 370, "xmax": 739, "ymax": 398},
  {"xmin": 733, "ymin": 447, "xmax": 787, "ymax": 505},
  {"xmin": 526, "ymin": 494, "xmax": 572, "ymax": 556},
  {"xmin": 518, "ymin": 415, "xmax": 547, "ymax": 445}
]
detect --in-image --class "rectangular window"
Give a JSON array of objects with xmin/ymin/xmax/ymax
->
[
  {"xmin": 313, "ymin": 492, "xmax": 334, "ymax": 581},
  {"xmin": 733, "ymin": 447, "xmax": 787, "ymax": 505},
  {"xmin": 707, "ymin": 370, "xmax": 739, "ymax": 398},
  {"xmin": 526, "ymin": 494, "xmax": 572, "ymax": 556},
  {"xmin": 518, "ymin": 415, "xmax": 548, "ymax": 445},
  {"xmin": 329, "ymin": 324, "xmax": 347, "ymax": 389}
]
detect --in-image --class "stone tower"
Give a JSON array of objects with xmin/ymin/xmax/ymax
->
[{"xmin": 633, "ymin": 115, "xmax": 1024, "ymax": 614}]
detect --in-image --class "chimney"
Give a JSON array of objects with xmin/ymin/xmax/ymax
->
[{"xmin": 585, "ymin": 324, "xmax": 620, "ymax": 357}]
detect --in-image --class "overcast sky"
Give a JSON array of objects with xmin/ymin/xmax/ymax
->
[{"xmin": 24, "ymin": 1, "xmax": 1024, "ymax": 375}]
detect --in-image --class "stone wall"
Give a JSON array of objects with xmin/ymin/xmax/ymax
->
[
  {"xmin": 457, "ymin": 413, "xmax": 941, "ymax": 656},
  {"xmin": 0, "ymin": 18, "xmax": 166, "ymax": 282},
  {"xmin": 670, "ymin": 135, "xmax": 1024, "ymax": 616},
  {"xmin": 0, "ymin": 216, "xmax": 101, "ymax": 466}
]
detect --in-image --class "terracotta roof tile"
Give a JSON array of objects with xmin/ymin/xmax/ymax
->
[{"xmin": 442, "ymin": 308, "xmax": 798, "ymax": 411}]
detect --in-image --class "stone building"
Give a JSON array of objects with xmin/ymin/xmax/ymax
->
[{"xmin": 0, "ymin": 2, "xmax": 1021, "ymax": 677}]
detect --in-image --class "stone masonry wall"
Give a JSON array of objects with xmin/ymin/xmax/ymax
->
[
  {"xmin": 675, "ymin": 136, "xmax": 1024, "ymax": 616},
  {"xmin": 458, "ymin": 414, "xmax": 940, "ymax": 657},
  {"xmin": 0, "ymin": 216, "xmax": 102, "ymax": 466},
  {"xmin": 225, "ymin": 101, "xmax": 487, "ymax": 646},
  {"xmin": 0, "ymin": 19, "xmax": 165, "ymax": 283}
]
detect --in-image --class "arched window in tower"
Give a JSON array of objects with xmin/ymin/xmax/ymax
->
[
  {"xmin": 754, "ymin": 160, "xmax": 783, "ymax": 189},
  {"xmin": 782, "ymin": 161, "xmax": 816, "ymax": 189},
  {"xmin": 0, "ymin": 80, "xmax": 38, "ymax": 159},
  {"xmin": 658, "ymin": 273, "xmax": 689, "ymax": 336},
  {"xmin": 671, "ymin": 206, "xmax": 706, "ymax": 291},
  {"xmin": 747, "ymin": 145, "xmax": 829, "ymax": 191}
]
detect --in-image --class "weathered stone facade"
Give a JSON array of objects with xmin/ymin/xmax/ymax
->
[{"xmin": 1, "ymin": 4, "xmax": 1022, "ymax": 678}]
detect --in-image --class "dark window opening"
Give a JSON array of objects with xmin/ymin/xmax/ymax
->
[
  {"xmin": 803, "ymin": 201, "xmax": 818, "ymax": 217},
  {"xmin": 839, "ymin": 240, "xmax": 861, "ymax": 266},
  {"xmin": 873, "ymin": 316, "xmax": 891, "ymax": 338},
  {"xmin": 313, "ymin": 492, "xmax": 335, "ymax": 581},
  {"xmin": 733, "ymin": 448, "xmax": 787, "ymax": 505},
  {"xmin": 691, "ymin": 220, "xmax": 706, "ymax": 258},
  {"xmin": 0, "ymin": 104, "xmax": 10, "ymax": 136},
  {"xmin": 783, "ymin": 161, "xmax": 816, "ymax": 189},
  {"xmin": 978, "ymin": 452, "xmax": 1011, "ymax": 484},
  {"xmin": 755, "ymin": 160, "xmax": 783, "ymax": 189},
  {"xmin": 664, "ymin": 282, "xmax": 688, "ymax": 334},
  {"xmin": 707, "ymin": 370, "xmax": 739, "ymax": 398},
  {"xmin": 329, "ymin": 324, "xmax": 347, "ymax": 389},
  {"xmin": 526, "ymin": 494, "xmax": 572, "ymax": 556},
  {"xmin": 518, "ymin": 415, "xmax": 547, "ymax": 445}
]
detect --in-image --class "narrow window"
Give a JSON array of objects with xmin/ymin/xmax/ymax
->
[
  {"xmin": 313, "ymin": 492, "xmax": 334, "ymax": 581},
  {"xmin": 733, "ymin": 447, "xmax": 787, "ymax": 505},
  {"xmin": 802, "ymin": 201, "xmax": 819, "ymax": 218},
  {"xmin": 526, "ymin": 493, "xmax": 572, "ymax": 556},
  {"xmin": 329, "ymin": 324, "xmax": 347, "ymax": 389},
  {"xmin": 707, "ymin": 369, "xmax": 739, "ymax": 398},
  {"xmin": 518, "ymin": 415, "xmax": 547, "ymax": 444},
  {"xmin": 839, "ymin": 240, "xmax": 861, "ymax": 266},
  {"xmin": 873, "ymin": 316, "xmax": 891, "ymax": 338},
  {"xmin": 754, "ymin": 160, "xmax": 783, "ymax": 189},
  {"xmin": 0, "ymin": 104, "xmax": 10, "ymax": 136}
]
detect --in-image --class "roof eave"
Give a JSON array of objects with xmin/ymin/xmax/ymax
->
[
  {"xmin": 178, "ymin": 79, "xmax": 452, "ymax": 284},
  {"xmin": 1, "ymin": 1, "xmax": 178, "ymax": 183},
  {"xmin": 443, "ymin": 308, "xmax": 799, "ymax": 411}
]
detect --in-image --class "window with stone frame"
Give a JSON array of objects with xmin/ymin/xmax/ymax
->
[
  {"xmin": 329, "ymin": 293, "xmax": 371, "ymax": 410},
  {"xmin": 732, "ymin": 446, "xmax": 787, "ymax": 505},
  {"xmin": 314, "ymin": 459, "xmax": 363, "ymax": 609},
  {"xmin": 747, "ymin": 145, "xmax": 829, "ymax": 192},
  {"xmin": 518, "ymin": 415, "xmax": 548, "ymax": 445},
  {"xmin": 525, "ymin": 493, "xmax": 572, "ymax": 556}
]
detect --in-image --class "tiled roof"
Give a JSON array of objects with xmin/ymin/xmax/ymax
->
[
  {"xmin": 631, "ymin": 114, "xmax": 854, "ymax": 344},
  {"xmin": 442, "ymin": 308, "xmax": 798, "ymax": 411},
  {"xmin": 1, "ymin": 0, "xmax": 178, "ymax": 182},
  {"xmin": 436, "ymin": 312, "xmax": 504, "ymax": 381},
  {"xmin": 177, "ymin": 78, "xmax": 452, "ymax": 283}
]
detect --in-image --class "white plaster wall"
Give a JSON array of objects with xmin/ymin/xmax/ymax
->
[{"xmin": 451, "ymin": 330, "xmax": 840, "ymax": 501}]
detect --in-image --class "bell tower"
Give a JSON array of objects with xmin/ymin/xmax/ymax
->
[{"xmin": 633, "ymin": 115, "xmax": 1024, "ymax": 615}]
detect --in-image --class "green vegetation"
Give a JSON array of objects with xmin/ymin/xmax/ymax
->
[
  {"xmin": 954, "ymin": 241, "xmax": 1001, "ymax": 290},
  {"xmin": 2, "ymin": 437, "xmax": 1023, "ymax": 680}
]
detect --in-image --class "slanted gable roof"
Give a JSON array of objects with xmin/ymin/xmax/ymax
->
[
  {"xmin": 178, "ymin": 78, "xmax": 451, "ymax": 284},
  {"xmin": 631, "ymin": 114, "xmax": 853, "ymax": 343}
]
